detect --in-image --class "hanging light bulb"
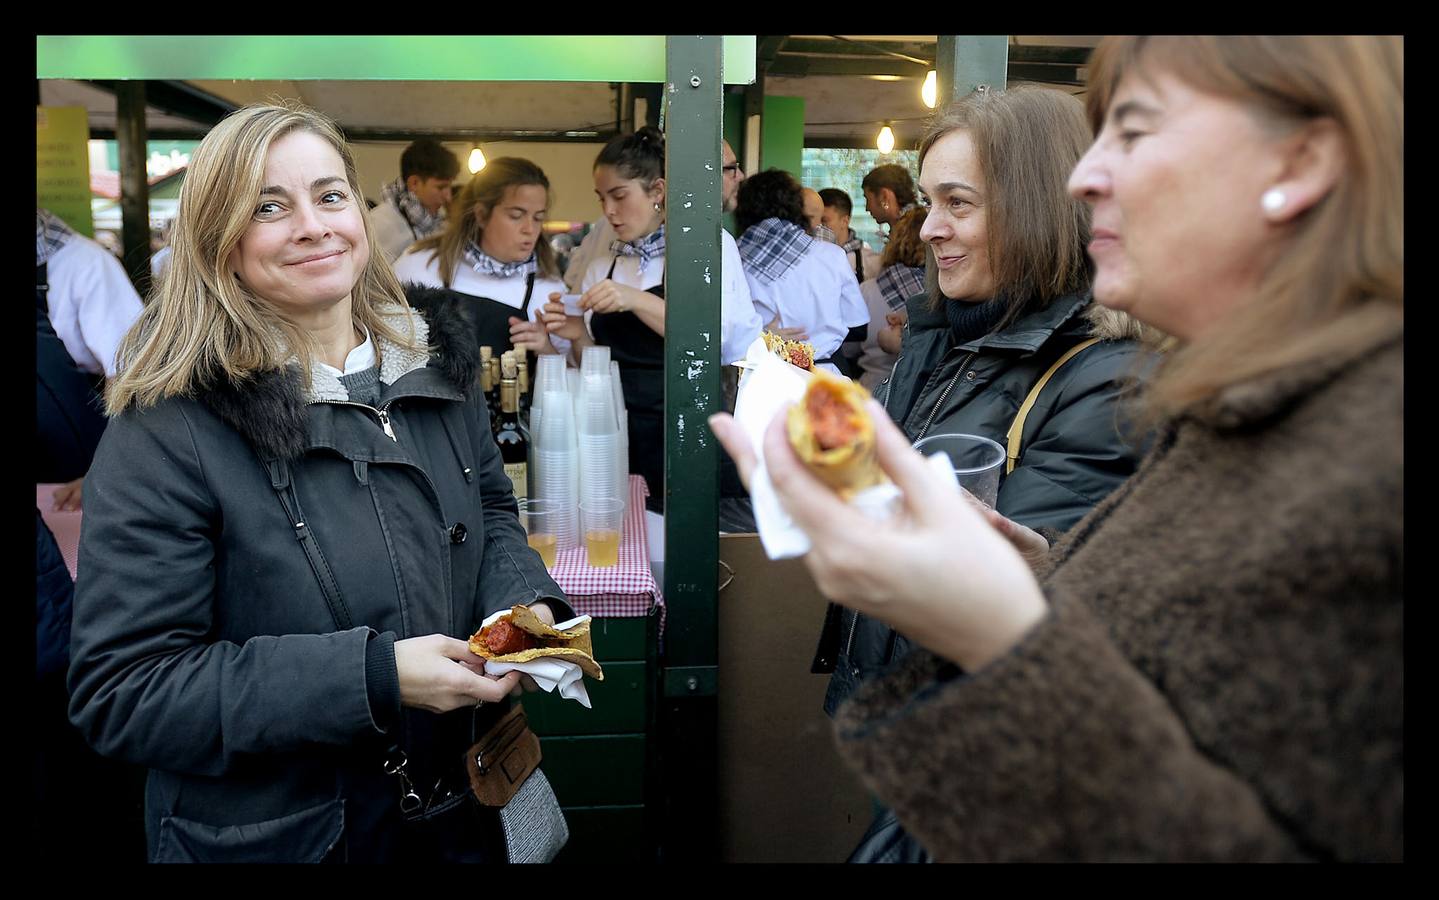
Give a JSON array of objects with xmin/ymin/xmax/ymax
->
[
  {"xmin": 468, "ymin": 146, "xmax": 487, "ymax": 174},
  {"xmin": 922, "ymin": 70, "xmax": 938, "ymax": 109},
  {"xmin": 876, "ymin": 125, "xmax": 895, "ymax": 155}
]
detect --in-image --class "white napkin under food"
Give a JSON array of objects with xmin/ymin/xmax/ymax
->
[
  {"xmin": 477, "ymin": 610, "xmax": 594, "ymax": 708},
  {"xmin": 732, "ymin": 336, "xmax": 962, "ymax": 560}
]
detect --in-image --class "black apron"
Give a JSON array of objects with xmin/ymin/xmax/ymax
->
[
  {"xmin": 589, "ymin": 255, "xmax": 666, "ymax": 512},
  {"xmin": 454, "ymin": 272, "xmax": 537, "ymax": 356}
]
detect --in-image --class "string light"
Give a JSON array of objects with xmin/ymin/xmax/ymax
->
[
  {"xmin": 876, "ymin": 125, "xmax": 895, "ymax": 155},
  {"xmin": 922, "ymin": 70, "xmax": 938, "ymax": 109}
]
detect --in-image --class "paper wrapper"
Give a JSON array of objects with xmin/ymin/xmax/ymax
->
[
  {"xmin": 470, "ymin": 607, "xmax": 600, "ymax": 708},
  {"xmin": 733, "ymin": 336, "xmax": 962, "ymax": 560}
]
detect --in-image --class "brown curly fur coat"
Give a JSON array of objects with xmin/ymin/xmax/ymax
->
[{"xmin": 833, "ymin": 308, "xmax": 1403, "ymax": 862}]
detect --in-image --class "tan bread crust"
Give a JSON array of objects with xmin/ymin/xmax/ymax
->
[
  {"xmin": 468, "ymin": 605, "xmax": 605, "ymax": 681},
  {"xmin": 786, "ymin": 368, "xmax": 887, "ymax": 499}
]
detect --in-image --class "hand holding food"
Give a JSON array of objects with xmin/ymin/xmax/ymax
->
[{"xmin": 395, "ymin": 634, "xmax": 523, "ymax": 714}]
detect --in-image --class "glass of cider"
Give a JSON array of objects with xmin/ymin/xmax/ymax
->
[
  {"xmin": 519, "ymin": 498, "xmax": 559, "ymax": 569},
  {"xmin": 580, "ymin": 497, "xmax": 624, "ymax": 568}
]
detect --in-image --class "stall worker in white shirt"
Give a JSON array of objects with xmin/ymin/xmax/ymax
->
[
  {"xmin": 393, "ymin": 157, "xmax": 567, "ymax": 359},
  {"xmin": 734, "ymin": 170, "xmax": 869, "ymax": 378},
  {"xmin": 36, "ymin": 208, "xmax": 144, "ymax": 380},
  {"xmin": 540, "ymin": 127, "xmax": 762, "ymax": 511},
  {"xmin": 371, "ymin": 138, "xmax": 459, "ymax": 263}
]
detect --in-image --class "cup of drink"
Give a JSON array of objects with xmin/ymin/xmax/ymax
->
[
  {"xmin": 910, "ymin": 433, "xmax": 1006, "ymax": 507},
  {"xmin": 580, "ymin": 497, "xmax": 624, "ymax": 568},
  {"xmin": 519, "ymin": 498, "xmax": 559, "ymax": 568}
]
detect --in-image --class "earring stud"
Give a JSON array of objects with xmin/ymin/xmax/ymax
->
[{"xmin": 1262, "ymin": 188, "xmax": 1287, "ymax": 215}]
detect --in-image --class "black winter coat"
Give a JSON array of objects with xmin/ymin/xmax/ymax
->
[
  {"xmin": 67, "ymin": 288, "xmax": 572, "ymax": 863},
  {"xmin": 824, "ymin": 290, "xmax": 1153, "ymax": 716}
]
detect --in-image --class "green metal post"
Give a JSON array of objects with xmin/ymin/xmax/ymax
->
[
  {"xmin": 115, "ymin": 81, "xmax": 152, "ymax": 296},
  {"xmin": 660, "ymin": 34, "xmax": 723, "ymax": 862},
  {"xmin": 936, "ymin": 35, "xmax": 1009, "ymax": 104}
]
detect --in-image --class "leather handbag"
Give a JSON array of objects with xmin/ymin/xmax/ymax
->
[{"xmin": 465, "ymin": 702, "xmax": 542, "ymax": 807}]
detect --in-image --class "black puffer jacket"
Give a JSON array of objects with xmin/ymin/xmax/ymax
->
[
  {"xmin": 67, "ymin": 287, "xmax": 572, "ymax": 863},
  {"xmin": 824, "ymin": 290, "xmax": 1154, "ymax": 716}
]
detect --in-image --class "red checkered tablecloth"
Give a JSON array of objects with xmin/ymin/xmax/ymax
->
[{"xmin": 546, "ymin": 475, "xmax": 665, "ymax": 632}]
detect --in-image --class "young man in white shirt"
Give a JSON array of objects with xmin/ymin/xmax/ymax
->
[{"xmin": 370, "ymin": 138, "xmax": 460, "ymax": 263}]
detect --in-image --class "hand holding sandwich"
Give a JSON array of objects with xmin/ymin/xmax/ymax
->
[
  {"xmin": 709, "ymin": 399, "xmax": 1048, "ymax": 673},
  {"xmin": 395, "ymin": 635, "xmax": 523, "ymax": 714}
]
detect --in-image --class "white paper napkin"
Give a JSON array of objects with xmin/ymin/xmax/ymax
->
[
  {"xmin": 477, "ymin": 610, "xmax": 594, "ymax": 708},
  {"xmin": 732, "ymin": 338, "xmax": 962, "ymax": 559}
]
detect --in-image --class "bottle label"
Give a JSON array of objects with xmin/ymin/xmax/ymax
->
[{"xmin": 504, "ymin": 462, "xmax": 528, "ymax": 501}]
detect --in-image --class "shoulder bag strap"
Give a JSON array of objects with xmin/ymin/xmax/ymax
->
[
  {"xmin": 264, "ymin": 457, "xmax": 354, "ymax": 630},
  {"xmin": 1005, "ymin": 337, "xmax": 1103, "ymax": 475}
]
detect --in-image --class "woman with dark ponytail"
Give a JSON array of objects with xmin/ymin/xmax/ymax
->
[{"xmin": 542, "ymin": 126, "xmax": 761, "ymax": 511}]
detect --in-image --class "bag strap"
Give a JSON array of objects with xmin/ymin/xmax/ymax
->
[
  {"xmin": 264, "ymin": 457, "xmax": 354, "ymax": 631},
  {"xmin": 1005, "ymin": 337, "xmax": 1102, "ymax": 475}
]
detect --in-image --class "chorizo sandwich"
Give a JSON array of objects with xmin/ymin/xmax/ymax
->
[
  {"xmin": 785, "ymin": 368, "xmax": 887, "ymax": 498},
  {"xmin": 469, "ymin": 604, "xmax": 604, "ymax": 680}
]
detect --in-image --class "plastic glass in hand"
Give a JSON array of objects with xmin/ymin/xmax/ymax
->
[{"xmin": 911, "ymin": 433, "xmax": 1006, "ymax": 507}]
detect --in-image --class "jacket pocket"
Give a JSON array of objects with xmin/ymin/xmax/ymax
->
[{"xmin": 153, "ymin": 797, "xmax": 344, "ymax": 863}]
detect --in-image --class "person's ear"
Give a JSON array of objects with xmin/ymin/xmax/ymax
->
[
  {"xmin": 650, "ymin": 177, "xmax": 666, "ymax": 209},
  {"xmin": 405, "ymin": 174, "xmax": 423, "ymax": 194},
  {"xmin": 1261, "ymin": 118, "xmax": 1346, "ymax": 225}
]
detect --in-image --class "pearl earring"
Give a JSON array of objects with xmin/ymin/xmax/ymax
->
[
  {"xmin": 1261, "ymin": 188, "xmax": 1287, "ymax": 215},
  {"xmin": 654, "ymin": 202, "xmax": 662, "ymax": 212}
]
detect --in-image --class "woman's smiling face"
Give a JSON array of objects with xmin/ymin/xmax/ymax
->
[{"xmin": 229, "ymin": 129, "xmax": 368, "ymax": 319}]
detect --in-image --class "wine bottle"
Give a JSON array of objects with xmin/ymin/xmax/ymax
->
[
  {"xmin": 495, "ymin": 355, "xmax": 528, "ymax": 502},
  {"xmin": 480, "ymin": 345, "xmax": 497, "ymax": 423}
]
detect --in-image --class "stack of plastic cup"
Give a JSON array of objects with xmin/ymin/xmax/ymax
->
[
  {"xmin": 577, "ymin": 366, "xmax": 623, "ymax": 521},
  {"xmin": 529, "ymin": 355, "xmax": 569, "ymax": 473},
  {"xmin": 534, "ymin": 380, "xmax": 579, "ymax": 551},
  {"xmin": 581, "ymin": 345, "xmax": 611, "ymax": 377},
  {"xmin": 610, "ymin": 360, "xmax": 629, "ymax": 513}
]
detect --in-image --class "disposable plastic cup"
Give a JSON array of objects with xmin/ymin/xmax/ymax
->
[
  {"xmin": 581, "ymin": 345, "xmax": 612, "ymax": 376},
  {"xmin": 580, "ymin": 497, "xmax": 625, "ymax": 568},
  {"xmin": 519, "ymin": 499, "xmax": 559, "ymax": 568},
  {"xmin": 911, "ymin": 433, "xmax": 1006, "ymax": 507}
]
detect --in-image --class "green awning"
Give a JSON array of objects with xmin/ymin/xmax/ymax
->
[{"xmin": 37, "ymin": 35, "xmax": 757, "ymax": 84}]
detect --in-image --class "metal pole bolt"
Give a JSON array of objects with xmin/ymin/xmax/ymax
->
[{"xmin": 690, "ymin": 75, "xmax": 702, "ymax": 88}]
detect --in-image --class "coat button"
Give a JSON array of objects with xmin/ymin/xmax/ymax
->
[
  {"xmin": 450, "ymin": 523, "xmax": 468, "ymax": 544},
  {"xmin": 965, "ymin": 371, "xmax": 977, "ymax": 380}
]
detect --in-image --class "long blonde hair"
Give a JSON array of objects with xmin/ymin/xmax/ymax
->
[
  {"xmin": 107, "ymin": 101, "xmax": 419, "ymax": 414},
  {"xmin": 1085, "ymin": 36, "xmax": 1404, "ymax": 421},
  {"xmin": 408, "ymin": 156, "xmax": 560, "ymax": 287}
]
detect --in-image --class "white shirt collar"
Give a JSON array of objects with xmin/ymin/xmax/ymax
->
[{"xmin": 316, "ymin": 325, "xmax": 376, "ymax": 378}]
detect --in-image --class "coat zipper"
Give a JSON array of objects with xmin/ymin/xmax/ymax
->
[
  {"xmin": 843, "ymin": 349, "xmax": 978, "ymax": 670},
  {"xmin": 328, "ymin": 399, "xmax": 399, "ymax": 442},
  {"xmin": 912, "ymin": 351, "xmax": 977, "ymax": 442}
]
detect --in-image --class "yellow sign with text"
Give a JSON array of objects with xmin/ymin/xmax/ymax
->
[{"xmin": 37, "ymin": 106, "xmax": 93, "ymax": 237}]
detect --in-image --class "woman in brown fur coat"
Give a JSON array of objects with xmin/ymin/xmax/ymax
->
[{"xmin": 710, "ymin": 36, "xmax": 1402, "ymax": 861}]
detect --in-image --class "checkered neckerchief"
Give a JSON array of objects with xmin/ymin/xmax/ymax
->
[
  {"xmin": 36, "ymin": 209, "xmax": 75, "ymax": 265},
  {"xmin": 876, "ymin": 263, "xmax": 927, "ymax": 312},
  {"xmin": 814, "ymin": 223, "xmax": 837, "ymax": 244},
  {"xmin": 841, "ymin": 229, "xmax": 865, "ymax": 254},
  {"xmin": 380, "ymin": 178, "xmax": 446, "ymax": 239},
  {"xmin": 737, "ymin": 217, "xmax": 813, "ymax": 286},
  {"xmin": 463, "ymin": 242, "xmax": 538, "ymax": 279},
  {"xmin": 610, "ymin": 225, "xmax": 666, "ymax": 275}
]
